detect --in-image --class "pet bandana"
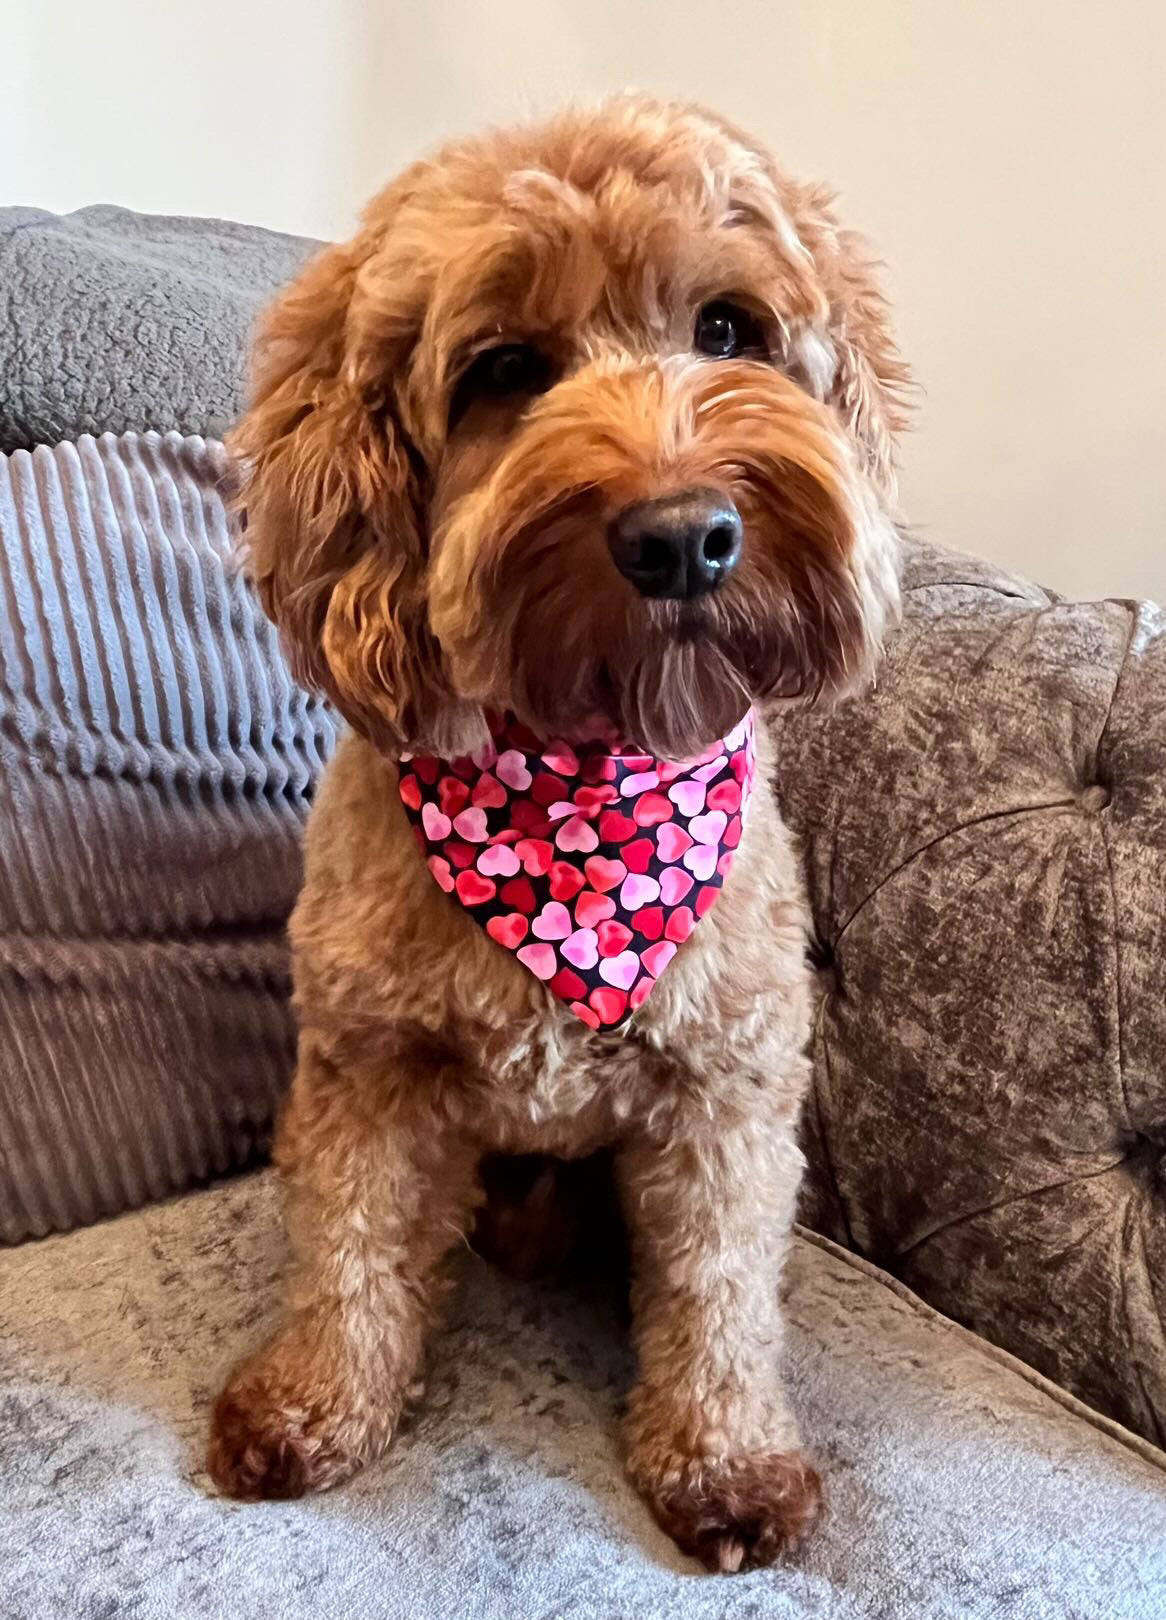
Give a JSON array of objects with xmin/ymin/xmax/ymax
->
[{"xmin": 398, "ymin": 711, "xmax": 756, "ymax": 1031}]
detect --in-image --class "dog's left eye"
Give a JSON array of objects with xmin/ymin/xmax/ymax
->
[
  {"xmin": 451, "ymin": 342, "xmax": 552, "ymax": 424},
  {"xmin": 694, "ymin": 301, "xmax": 767, "ymax": 360}
]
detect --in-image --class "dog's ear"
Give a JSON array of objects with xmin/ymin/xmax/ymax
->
[
  {"xmin": 693, "ymin": 105, "xmax": 912, "ymax": 498},
  {"xmin": 232, "ymin": 238, "xmax": 472, "ymax": 755},
  {"xmin": 789, "ymin": 186, "xmax": 912, "ymax": 497},
  {"xmin": 818, "ymin": 224, "xmax": 912, "ymax": 498}
]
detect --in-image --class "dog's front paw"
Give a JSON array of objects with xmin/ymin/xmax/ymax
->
[
  {"xmin": 206, "ymin": 1362, "xmax": 369, "ymax": 1501},
  {"xmin": 635, "ymin": 1448, "xmax": 823, "ymax": 1573}
]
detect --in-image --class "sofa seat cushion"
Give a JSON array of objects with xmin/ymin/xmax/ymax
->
[{"xmin": 2, "ymin": 1172, "xmax": 1163, "ymax": 1619}]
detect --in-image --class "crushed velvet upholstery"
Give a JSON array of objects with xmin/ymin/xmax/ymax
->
[
  {"xmin": 3, "ymin": 1171, "xmax": 1164, "ymax": 1619},
  {"xmin": 779, "ymin": 538, "xmax": 1166, "ymax": 1446}
]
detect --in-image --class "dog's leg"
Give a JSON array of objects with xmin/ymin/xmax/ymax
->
[
  {"xmin": 206, "ymin": 1041, "xmax": 479, "ymax": 1499},
  {"xmin": 617, "ymin": 1109, "xmax": 821, "ymax": 1572}
]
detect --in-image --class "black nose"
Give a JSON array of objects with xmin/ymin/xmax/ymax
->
[{"xmin": 607, "ymin": 489, "xmax": 743, "ymax": 600}]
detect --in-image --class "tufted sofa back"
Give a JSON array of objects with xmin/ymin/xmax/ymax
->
[{"xmin": 777, "ymin": 537, "xmax": 1166, "ymax": 1446}]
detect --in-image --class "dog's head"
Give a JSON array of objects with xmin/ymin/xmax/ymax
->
[{"xmin": 236, "ymin": 97, "xmax": 908, "ymax": 759}]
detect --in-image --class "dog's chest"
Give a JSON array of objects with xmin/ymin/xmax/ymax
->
[
  {"xmin": 441, "ymin": 906, "xmax": 805, "ymax": 1158},
  {"xmin": 481, "ymin": 1026, "xmax": 658, "ymax": 1156}
]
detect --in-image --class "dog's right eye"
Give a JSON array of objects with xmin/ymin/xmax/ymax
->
[
  {"xmin": 450, "ymin": 343, "xmax": 552, "ymax": 425},
  {"xmin": 694, "ymin": 301, "xmax": 768, "ymax": 361}
]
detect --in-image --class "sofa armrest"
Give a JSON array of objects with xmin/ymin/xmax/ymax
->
[{"xmin": 775, "ymin": 536, "xmax": 1166, "ymax": 1445}]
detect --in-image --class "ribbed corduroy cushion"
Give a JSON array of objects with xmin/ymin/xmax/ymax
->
[{"xmin": 0, "ymin": 432, "xmax": 337, "ymax": 1242}]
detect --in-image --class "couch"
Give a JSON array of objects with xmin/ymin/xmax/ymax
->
[{"xmin": 1, "ymin": 207, "xmax": 1163, "ymax": 1619}]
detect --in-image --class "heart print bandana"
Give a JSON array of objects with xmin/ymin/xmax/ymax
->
[{"xmin": 398, "ymin": 711, "xmax": 756, "ymax": 1031}]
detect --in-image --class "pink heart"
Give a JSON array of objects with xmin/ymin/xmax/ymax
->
[
  {"xmin": 575, "ymin": 891, "xmax": 616, "ymax": 929},
  {"xmin": 656, "ymin": 822, "xmax": 694, "ymax": 863},
  {"xmin": 584, "ymin": 856, "xmax": 626, "ymax": 893},
  {"xmin": 630, "ymin": 976, "xmax": 654, "ymax": 1010},
  {"xmin": 668, "ymin": 779, "xmax": 706, "ymax": 817},
  {"xmin": 542, "ymin": 742, "xmax": 580, "ymax": 776},
  {"xmin": 453, "ymin": 807, "xmax": 489, "ymax": 843},
  {"xmin": 477, "ymin": 844, "xmax": 520, "ymax": 878},
  {"xmin": 687, "ymin": 742, "xmax": 725, "ymax": 767},
  {"xmin": 622, "ymin": 770, "xmax": 660, "ymax": 796},
  {"xmin": 694, "ymin": 757, "xmax": 728, "ymax": 784},
  {"xmin": 683, "ymin": 844, "xmax": 718, "ymax": 881},
  {"xmin": 707, "ymin": 779, "xmax": 742, "ymax": 813},
  {"xmin": 486, "ymin": 912, "xmax": 528, "ymax": 949},
  {"xmin": 427, "ymin": 855, "xmax": 454, "ymax": 893},
  {"xmin": 556, "ymin": 816, "xmax": 598, "ymax": 853},
  {"xmin": 573, "ymin": 785, "xmax": 617, "ymax": 811},
  {"xmin": 659, "ymin": 867, "xmax": 694, "ymax": 905},
  {"xmin": 561, "ymin": 928, "xmax": 599, "ymax": 970},
  {"xmin": 471, "ymin": 742, "xmax": 499, "ymax": 769},
  {"xmin": 619, "ymin": 873, "xmax": 660, "ymax": 911},
  {"xmin": 665, "ymin": 904, "xmax": 695, "ymax": 943},
  {"xmin": 642, "ymin": 940, "xmax": 677, "ymax": 978},
  {"xmin": 496, "ymin": 749, "xmax": 532, "ymax": 791},
  {"xmin": 689, "ymin": 810, "xmax": 728, "ymax": 845},
  {"xmin": 455, "ymin": 869, "xmax": 496, "ymax": 906},
  {"xmin": 633, "ymin": 792, "xmax": 673, "ymax": 828},
  {"xmin": 471, "ymin": 772, "xmax": 508, "ymax": 809},
  {"xmin": 598, "ymin": 950, "xmax": 639, "ymax": 991},
  {"xmin": 532, "ymin": 901, "xmax": 572, "ymax": 941},
  {"xmin": 516, "ymin": 942, "xmax": 557, "ymax": 981},
  {"xmin": 421, "ymin": 802, "xmax": 452, "ymax": 841},
  {"xmin": 515, "ymin": 838, "xmax": 553, "ymax": 876}
]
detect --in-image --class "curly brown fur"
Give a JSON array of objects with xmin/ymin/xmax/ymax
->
[
  {"xmin": 207, "ymin": 96, "xmax": 906, "ymax": 1571},
  {"xmin": 642, "ymin": 1450, "xmax": 824, "ymax": 1573}
]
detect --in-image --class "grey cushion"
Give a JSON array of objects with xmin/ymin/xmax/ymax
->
[
  {"xmin": 2, "ymin": 1169, "xmax": 1163, "ymax": 1620},
  {"xmin": 777, "ymin": 540, "xmax": 1166, "ymax": 1446},
  {"xmin": 0, "ymin": 431, "xmax": 336, "ymax": 1240},
  {"xmin": 0, "ymin": 206, "xmax": 315, "ymax": 453}
]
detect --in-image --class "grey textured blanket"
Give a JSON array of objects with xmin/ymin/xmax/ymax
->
[{"xmin": 0, "ymin": 206, "xmax": 316, "ymax": 453}]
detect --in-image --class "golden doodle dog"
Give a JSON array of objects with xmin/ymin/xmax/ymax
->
[{"xmin": 207, "ymin": 95, "xmax": 906, "ymax": 1573}]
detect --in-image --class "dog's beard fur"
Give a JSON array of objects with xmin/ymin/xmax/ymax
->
[{"xmin": 429, "ymin": 357, "xmax": 899, "ymax": 759}]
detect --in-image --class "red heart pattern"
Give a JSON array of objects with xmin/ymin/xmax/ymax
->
[
  {"xmin": 548, "ymin": 861, "xmax": 586, "ymax": 901},
  {"xmin": 398, "ymin": 711, "xmax": 755, "ymax": 1028},
  {"xmin": 486, "ymin": 912, "xmax": 528, "ymax": 948}
]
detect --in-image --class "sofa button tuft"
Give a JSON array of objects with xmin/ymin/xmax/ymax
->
[{"xmin": 1079, "ymin": 783, "xmax": 1111, "ymax": 813}]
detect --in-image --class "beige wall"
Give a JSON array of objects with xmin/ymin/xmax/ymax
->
[{"xmin": 6, "ymin": 0, "xmax": 1164, "ymax": 599}]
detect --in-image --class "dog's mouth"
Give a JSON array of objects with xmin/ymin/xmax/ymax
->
[
  {"xmin": 433, "ymin": 501, "xmax": 858, "ymax": 759},
  {"xmin": 503, "ymin": 567, "xmax": 761, "ymax": 759}
]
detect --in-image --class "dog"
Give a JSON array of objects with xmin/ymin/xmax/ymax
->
[{"xmin": 206, "ymin": 95, "xmax": 906, "ymax": 1573}]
